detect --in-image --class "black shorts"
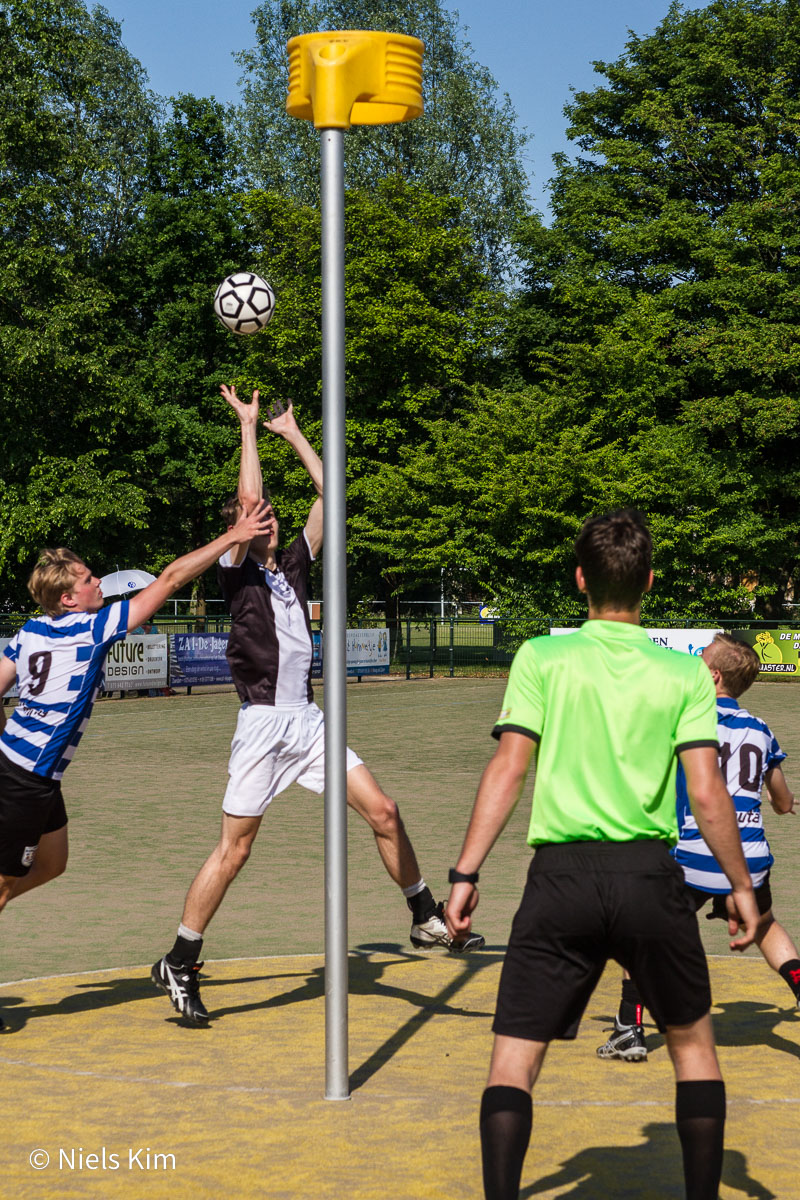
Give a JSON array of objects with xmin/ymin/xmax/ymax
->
[
  {"xmin": 0, "ymin": 751, "xmax": 68, "ymax": 877},
  {"xmin": 686, "ymin": 875, "xmax": 773, "ymax": 920},
  {"xmin": 493, "ymin": 840, "xmax": 711, "ymax": 1042}
]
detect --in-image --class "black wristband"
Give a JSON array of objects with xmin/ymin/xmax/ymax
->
[{"xmin": 448, "ymin": 868, "xmax": 479, "ymax": 884}]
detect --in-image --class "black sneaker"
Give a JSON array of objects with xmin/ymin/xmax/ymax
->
[
  {"xmin": 151, "ymin": 956, "xmax": 209, "ymax": 1024},
  {"xmin": 410, "ymin": 901, "xmax": 485, "ymax": 953},
  {"xmin": 596, "ymin": 1017, "xmax": 647, "ymax": 1062}
]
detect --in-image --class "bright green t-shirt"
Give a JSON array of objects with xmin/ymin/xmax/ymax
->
[{"xmin": 494, "ymin": 621, "xmax": 718, "ymax": 846}]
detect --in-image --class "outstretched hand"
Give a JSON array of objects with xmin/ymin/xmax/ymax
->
[
  {"xmin": 230, "ymin": 498, "xmax": 271, "ymax": 544},
  {"xmin": 263, "ymin": 398, "xmax": 298, "ymax": 439},
  {"xmin": 221, "ymin": 384, "xmax": 259, "ymax": 425}
]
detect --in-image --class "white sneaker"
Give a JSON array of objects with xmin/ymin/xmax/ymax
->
[{"xmin": 410, "ymin": 901, "xmax": 485, "ymax": 953}]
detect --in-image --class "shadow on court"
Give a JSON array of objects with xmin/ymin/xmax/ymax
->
[
  {"xmin": 590, "ymin": 997, "xmax": 800, "ymax": 1064},
  {"xmin": 0, "ymin": 955, "xmax": 796, "ymax": 1199},
  {"xmin": 0, "ymin": 946, "xmax": 501, "ymax": 1082},
  {"xmin": 519, "ymin": 1122, "xmax": 775, "ymax": 1200},
  {"xmin": 712, "ymin": 999, "xmax": 800, "ymax": 1061}
]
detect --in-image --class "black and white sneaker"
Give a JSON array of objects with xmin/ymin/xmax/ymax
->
[
  {"xmin": 151, "ymin": 956, "xmax": 209, "ymax": 1024},
  {"xmin": 596, "ymin": 1018, "xmax": 647, "ymax": 1062},
  {"xmin": 410, "ymin": 901, "xmax": 485, "ymax": 953}
]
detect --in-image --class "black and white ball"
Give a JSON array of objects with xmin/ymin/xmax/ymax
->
[{"xmin": 213, "ymin": 272, "xmax": 276, "ymax": 334}]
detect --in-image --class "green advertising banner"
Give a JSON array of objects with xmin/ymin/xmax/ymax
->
[{"xmin": 731, "ymin": 629, "xmax": 800, "ymax": 676}]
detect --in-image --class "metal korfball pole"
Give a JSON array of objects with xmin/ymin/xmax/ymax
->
[
  {"xmin": 320, "ymin": 126, "xmax": 349, "ymax": 1100},
  {"xmin": 286, "ymin": 30, "xmax": 424, "ymax": 1102}
]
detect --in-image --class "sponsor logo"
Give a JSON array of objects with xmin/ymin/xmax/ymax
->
[{"xmin": 21, "ymin": 846, "xmax": 37, "ymax": 867}]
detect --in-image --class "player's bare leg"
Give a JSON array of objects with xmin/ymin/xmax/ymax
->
[
  {"xmin": 181, "ymin": 813, "xmax": 263, "ymax": 934},
  {"xmin": 9, "ymin": 826, "xmax": 68, "ymax": 899},
  {"xmin": 665, "ymin": 1014, "xmax": 726, "ymax": 1200},
  {"xmin": 346, "ymin": 763, "xmax": 485, "ymax": 952},
  {"xmin": 151, "ymin": 813, "xmax": 262, "ymax": 1024},
  {"xmin": 755, "ymin": 911, "xmax": 800, "ymax": 1005},
  {"xmin": 346, "ymin": 764, "xmax": 420, "ymax": 887}
]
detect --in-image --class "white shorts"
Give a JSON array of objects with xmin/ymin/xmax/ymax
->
[{"xmin": 223, "ymin": 701, "xmax": 363, "ymax": 818}]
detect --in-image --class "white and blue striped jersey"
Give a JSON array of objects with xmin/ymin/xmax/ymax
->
[
  {"xmin": 1, "ymin": 601, "xmax": 129, "ymax": 780},
  {"xmin": 674, "ymin": 696, "xmax": 785, "ymax": 892}
]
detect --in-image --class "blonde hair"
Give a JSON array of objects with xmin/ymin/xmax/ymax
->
[
  {"xmin": 704, "ymin": 633, "xmax": 760, "ymax": 698},
  {"xmin": 28, "ymin": 548, "xmax": 85, "ymax": 617}
]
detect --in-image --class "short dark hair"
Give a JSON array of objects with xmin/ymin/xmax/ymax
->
[
  {"xmin": 220, "ymin": 489, "xmax": 272, "ymax": 528},
  {"xmin": 574, "ymin": 509, "xmax": 652, "ymax": 611}
]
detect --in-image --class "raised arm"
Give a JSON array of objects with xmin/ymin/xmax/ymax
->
[
  {"xmin": 263, "ymin": 400, "xmax": 323, "ymax": 558},
  {"xmin": 126, "ymin": 501, "xmax": 270, "ymax": 631},
  {"xmin": 445, "ymin": 731, "xmax": 537, "ymax": 941},
  {"xmin": 221, "ymin": 384, "xmax": 263, "ymax": 566},
  {"xmin": 679, "ymin": 744, "xmax": 759, "ymax": 949}
]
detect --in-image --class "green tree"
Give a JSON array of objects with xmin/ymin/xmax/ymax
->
[
  {"xmin": 500, "ymin": 0, "xmax": 800, "ymax": 617},
  {"xmin": 228, "ymin": 178, "xmax": 502, "ymax": 627},
  {"xmin": 233, "ymin": 0, "xmax": 530, "ymax": 279},
  {"xmin": 0, "ymin": 0, "xmax": 157, "ymax": 604}
]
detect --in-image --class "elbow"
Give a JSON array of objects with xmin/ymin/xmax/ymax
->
[{"xmin": 158, "ymin": 563, "xmax": 182, "ymax": 594}]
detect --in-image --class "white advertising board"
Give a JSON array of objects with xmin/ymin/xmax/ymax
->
[
  {"xmin": 345, "ymin": 628, "xmax": 390, "ymax": 676},
  {"xmin": 104, "ymin": 635, "xmax": 169, "ymax": 690},
  {"xmin": 549, "ymin": 628, "xmax": 722, "ymax": 656}
]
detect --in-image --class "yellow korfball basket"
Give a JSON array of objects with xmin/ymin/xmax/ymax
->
[{"xmin": 286, "ymin": 30, "xmax": 423, "ymax": 129}]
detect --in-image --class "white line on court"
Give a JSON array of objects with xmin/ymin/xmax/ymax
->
[
  {"xmin": 0, "ymin": 1052, "xmax": 796, "ymax": 1106},
  {"xmin": 0, "ymin": 949, "xmax": 768, "ymax": 990},
  {"xmin": 0, "ymin": 953, "xmax": 326, "ymax": 989}
]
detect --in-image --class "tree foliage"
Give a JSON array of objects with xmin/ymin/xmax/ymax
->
[
  {"xmin": 3, "ymin": 0, "xmax": 800, "ymax": 627},
  {"xmin": 493, "ymin": 0, "xmax": 800, "ymax": 617},
  {"xmin": 233, "ymin": 0, "xmax": 530, "ymax": 278}
]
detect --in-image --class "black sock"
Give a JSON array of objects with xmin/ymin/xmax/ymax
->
[
  {"xmin": 167, "ymin": 933, "xmax": 203, "ymax": 966},
  {"xmin": 480, "ymin": 1085, "xmax": 532, "ymax": 1200},
  {"xmin": 407, "ymin": 886, "xmax": 436, "ymax": 923},
  {"xmin": 778, "ymin": 958, "xmax": 800, "ymax": 1001},
  {"xmin": 619, "ymin": 977, "xmax": 644, "ymax": 1027},
  {"xmin": 675, "ymin": 1079, "xmax": 725, "ymax": 1200}
]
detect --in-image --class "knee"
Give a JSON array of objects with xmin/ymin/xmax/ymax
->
[
  {"xmin": 366, "ymin": 795, "xmax": 403, "ymax": 838},
  {"xmin": 754, "ymin": 912, "xmax": 774, "ymax": 945},
  {"xmin": 219, "ymin": 838, "xmax": 253, "ymax": 876}
]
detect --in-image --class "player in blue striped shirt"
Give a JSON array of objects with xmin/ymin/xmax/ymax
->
[
  {"xmin": 0, "ymin": 504, "xmax": 269, "ymax": 1026},
  {"xmin": 600, "ymin": 633, "xmax": 800, "ymax": 1061}
]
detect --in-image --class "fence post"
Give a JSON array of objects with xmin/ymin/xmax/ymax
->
[
  {"xmin": 449, "ymin": 617, "xmax": 455, "ymax": 678},
  {"xmin": 406, "ymin": 618, "xmax": 411, "ymax": 680},
  {"xmin": 429, "ymin": 618, "xmax": 435, "ymax": 678}
]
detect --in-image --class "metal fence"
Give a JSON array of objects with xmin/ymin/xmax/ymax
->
[{"xmin": 3, "ymin": 613, "xmax": 800, "ymax": 683}]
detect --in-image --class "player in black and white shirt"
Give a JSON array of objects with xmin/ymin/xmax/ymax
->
[{"xmin": 152, "ymin": 386, "xmax": 483, "ymax": 1024}]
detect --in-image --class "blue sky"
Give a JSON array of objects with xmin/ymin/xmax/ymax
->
[{"xmin": 100, "ymin": 0, "xmax": 712, "ymax": 215}]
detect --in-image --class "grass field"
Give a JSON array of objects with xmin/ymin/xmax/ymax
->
[
  {"xmin": 1, "ymin": 677, "xmax": 799, "ymax": 1199},
  {"xmin": 3, "ymin": 676, "xmax": 800, "ymax": 978}
]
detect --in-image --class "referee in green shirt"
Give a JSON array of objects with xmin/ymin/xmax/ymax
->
[{"xmin": 445, "ymin": 509, "xmax": 759, "ymax": 1200}]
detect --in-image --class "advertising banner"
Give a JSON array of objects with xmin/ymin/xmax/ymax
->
[
  {"xmin": 729, "ymin": 628, "xmax": 800, "ymax": 676},
  {"xmin": 550, "ymin": 628, "xmax": 722, "ymax": 656},
  {"xmin": 345, "ymin": 628, "xmax": 390, "ymax": 677},
  {"xmin": 105, "ymin": 635, "xmax": 169, "ymax": 691},
  {"xmin": 311, "ymin": 629, "xmax": 391, "ymax": 678},
  {"xmin": 169, "ymin": 633, "xmax": 232, "ymax": 687},
  {"xmin": 311, "ymin": 631, "xmax": 323, "ymax": 679}
]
